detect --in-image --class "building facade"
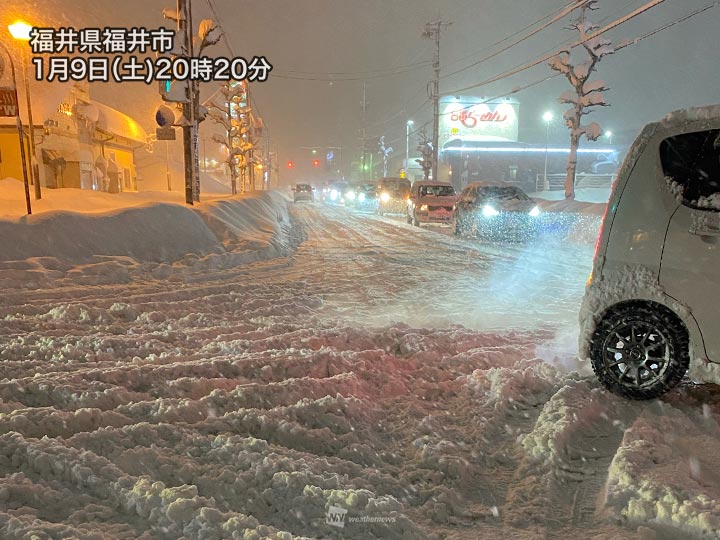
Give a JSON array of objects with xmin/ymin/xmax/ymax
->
[{"xmin": 0, "ymin": 82, "xmax": 147, "ymax": 192}]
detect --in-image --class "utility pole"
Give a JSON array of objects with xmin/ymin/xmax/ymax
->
[
  {"xmin": 361, "ymin": 82, "xmax": 368, "ymax": 180},
  {"xmin": 264, "ymin": 134, "xmax": 270, "ymax": 189},
  {"xmin": 423, "ymin": 19, "xmax": 451, "ymax": 182},
  {"xmin": 178, "ymin": 0, "xmax": 195, "ymax": 205},
  {"xmin": 165, "ymin": 140, "xmax": 172, "ymax": 191}
]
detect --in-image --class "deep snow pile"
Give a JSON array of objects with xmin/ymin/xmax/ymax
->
[{"xmin": 0, "ymin": 189, "xmax": 291, "ymax": 288}]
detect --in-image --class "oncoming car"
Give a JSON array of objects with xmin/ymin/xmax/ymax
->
[
  {"xmin": 580, "ymin": 105, "xmax": 720, "ymax": 400},
  {"xmin": 347, "ymin": 181, "xmax": 378, "ymax": 211},
  {"xmin": 292, "ymin": 183, "xmax": 314, "ymax": 203},
  {"xmin": 452, "ymin": 183, "xmax": 541, "ymax": 239},
  {"xmin": 323, "ymin": 181, "xmax": 350, "ymax": 205},
  {"xmin": 407, "ymin": 181, "xmax": 457, "ymax": 226},
  {"xmin": 376, "ymin": 177, "xmax": 411, "ymax": 215}
]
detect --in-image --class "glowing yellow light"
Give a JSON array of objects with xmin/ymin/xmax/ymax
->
[{"xmin": 8, "ymin": 21, "xmax": 32, "ymax": 41}]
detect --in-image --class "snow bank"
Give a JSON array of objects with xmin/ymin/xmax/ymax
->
[
  {"xmin": 535, "ymin": 198, "xmax": 606, "ymax": 217},
  {"xmin": 604, "ymin": 397, "xmax": 720, "ymax": 539},
  {"xmin": 0, "ymin": 190, "xmax": 290, "ymax": 287}
]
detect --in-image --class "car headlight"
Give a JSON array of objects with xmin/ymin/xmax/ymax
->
[
  {"xmin": 482, "ymin": 205, "xmax": 499, "ymax": 217},
  {"xmin": 330, "ymin": 189, "xmax": 338, "ymax": 201},
  {"xmin": 358, "ymin": 193, "xmax": 366, "ymax": 202},
  {"xmin": 346, "ymin": 191, "xmax": 356, "ymax": 201},
  {"xmin": 420, "ymin": 204, "xmax": 428, "ymax": 211},
  {"xmin": 380, "ymin": 192, "xmax": 391, "ymax": 202},
  {"xmin": 529, "ymin": 206, "xmax": 541, "ymax": 217}
]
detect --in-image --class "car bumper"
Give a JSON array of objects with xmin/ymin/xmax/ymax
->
[{"xmin": 417, "ymin": 211, "xmax": 454, "ymax": 223}]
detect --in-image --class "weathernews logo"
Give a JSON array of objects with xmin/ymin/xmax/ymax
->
[{"xmin": 325, "ymin": 504, "xmax": 397, "ymax": 529}]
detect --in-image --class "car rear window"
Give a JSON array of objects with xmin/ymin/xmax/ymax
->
[{"xmin": 660, "ymin": 129, "xmax": 720, "ymax": 211}]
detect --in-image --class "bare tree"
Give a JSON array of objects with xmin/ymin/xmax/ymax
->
[
  {"xmin": 378, "ymin": 136, "xmax": 393, "ymax": 177},
  {"xmin": 207, "ymin": 81, "xmax": 251, "ymax": 195},
  {"xmin": 415, "ymin": 129, "xmax": 433, "ymax": 181},
  {"xmin": 549, "ymin": 0, "xmax": 613, "ymax": 200}
]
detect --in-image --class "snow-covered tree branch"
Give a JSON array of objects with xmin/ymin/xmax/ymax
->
[{"xmin": 549, "ymin": 0, "xmax": 614, "ymax": 200}]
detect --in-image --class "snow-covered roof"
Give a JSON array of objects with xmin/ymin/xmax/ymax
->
[
  {"xmin": 660, "ymin": 104, "xmax": 720, "ymax": 128},
  {"xmin": 94, "ymin": 101, "xmax": 148, "ymax": 144}
]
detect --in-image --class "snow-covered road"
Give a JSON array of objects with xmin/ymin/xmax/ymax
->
[{"xmin": 1, "ymin": 201, "xmax": 719, "ymax": 539}]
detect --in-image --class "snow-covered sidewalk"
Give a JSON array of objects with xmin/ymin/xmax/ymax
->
[{"xmin": 0, "ymin": 200, "xmax": 718, "ymax": 539}]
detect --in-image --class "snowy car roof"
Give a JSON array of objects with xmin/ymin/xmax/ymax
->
[{"xmin": 659, "ymin": 104, "xmax": 720, "ymax": 129}]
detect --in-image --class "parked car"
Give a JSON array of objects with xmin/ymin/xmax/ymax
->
[
  {"xmin": 292, "ymin": 183, "xmax": 315, "ymax": 202},
  {"xmin": 407, "ymin": 181, "xmax": 457, "ymax": 226},
  {"xmin": 452, "ymin": 182, "xmax": 541, "ymax": 239},
  {"xmin": 580, "ymin": 105, "xmax": 720, "ymax": 400},
  {"xmin": 347, "ymin": 181, "xmax": 378, "ymax": 211},
  {"xmin": 376, "ymin": 177, "xmax": 411, "ymax": 215}
]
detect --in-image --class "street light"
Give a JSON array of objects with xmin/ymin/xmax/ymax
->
[
  {"xmin": 9, "ymin": 20, "xmax": 41, "ymax": 200},
  {"xmin": 605, "ymin": 130, "xmax": 613, "ymax": 145},
  {"xmin": 542, "ymin": 111, "xmax": 553, "ymax": 191},
  {"xmin": 405, "ymin": 120, "xmax": 414, "ymax": 171}
]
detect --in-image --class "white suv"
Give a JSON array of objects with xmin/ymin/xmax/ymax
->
[{"xmin": 580, "ymin": 105, "xmax": 720, "ymax": 400}]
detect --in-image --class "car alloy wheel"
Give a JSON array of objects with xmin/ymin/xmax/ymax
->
[{"xmin": 590, "ymin": 305, "xmax": 689, "ymax": 400}]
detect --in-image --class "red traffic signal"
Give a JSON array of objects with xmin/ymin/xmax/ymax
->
[
  {"xmin": 312, "ymin": 159, "xmax": 320, "ymax": 167},
  {"xmin": 287, "ymin": 161, "xmax": 294, "ymax": 169}
]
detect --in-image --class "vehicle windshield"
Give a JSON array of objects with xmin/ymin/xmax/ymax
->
[
  {"xmin": 419, "ymin": 185, "xmax": 456, "ymax": 197},
  {"xmin": 477, "ymin": 186, "xmax": 530, "ymax": 201},
  {"xmin": 296, "ymin": 184, "xmax": 312, "ymax": 192}
]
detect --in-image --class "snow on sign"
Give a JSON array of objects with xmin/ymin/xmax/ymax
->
[
  {"xmin": 0, "ymin": 87, "xmax": 19, "ymax": 117},
  {"xmin": 156, "ymin": 127, "xmax": 176, "ymax": 141}
]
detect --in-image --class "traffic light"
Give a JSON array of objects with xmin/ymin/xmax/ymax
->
[
  {"xmin": 287, "ymin": 161, "xmax": 294, "ymax": 169},
  {"xmin": 312, "ymin": 159, "xmax": 320, "ymax": 168},
  {"xmin": 158, "ymin": 79, "xmax": 189, "ymax": 103}
]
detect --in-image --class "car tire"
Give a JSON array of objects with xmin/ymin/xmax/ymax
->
[{"xmin": 589, "ymin": 304, "xmax": 689, "ymax": 400}]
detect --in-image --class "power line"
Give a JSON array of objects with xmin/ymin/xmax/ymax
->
[
  {"xmin": 442, "ymin": 0, "xmax": 580, "ymax": 69},
  {"xmin": 613, "ymin": 0, "xmax": 718, "ymax": 51},
  {"xmin": 444, "ymin": 0, "xmax": 669, "ymax": 96},
  {"xmin": 440, "ymin": 0, "xmax": 591, "ymax": 82}
]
